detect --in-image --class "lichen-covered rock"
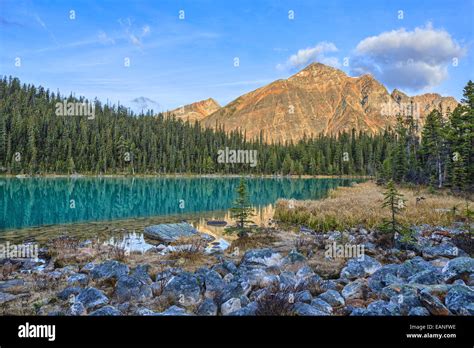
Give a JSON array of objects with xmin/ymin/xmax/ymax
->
[
  {"xmin": 68, "ymin": 301, "xmax": 86, "ymax": 316},
  {"xmin": 156, "ymin": 305, "xmax": 192, "ymax": 316},
  {"xmin": 368, "ymin": 264, "xmax": 402, "ymax": 291},
  {"xmin": 310, "ymin": 298, "xmax": 333, "ymax": 314},
  {"xmin": 294, "ymin": 302, "xmax": 329, "ymax": 316},
  {"xmin": 197, "ymin": 298, "xmax": 218, "ymax": 316},
  {"xmin": 115, "ymin": 274, "xmax": 152, "ymax": 303},
  {"xmin": 162, "ymin": 272, "xmax": 201, "ymax": 307},
  {"xmin": 203, "ymin": 270, "xmax": 225, "ymax": 299},
  {"xmin": 422, "ymin": 242, "xmax": 463, "ymax": 259},
  {"xmin": 397, "ymin": 257, "xmax": 437, "ymax": 280},
  {"xmin": 407, "ymin": 269, "xmax": 444, "ymax": 285},
  {"xmin": 89, "ymin": 305, "xmax": 122, "ymax": 316},
  {"xmin": 419, "ymin": 289, "xmax": 450, "ymax": 315},
  {"xmin": 445, "ymin": 285, "xmax": 474, "ymax": 315},
  {"xmin": 221, "ymin": 297, "xmax": 241, "ymax": 315},
  {"xmin": 90, "ymin": 260, "xmax": 129, "ymax": 281},
  {"xmin": 341, "ymin": 255, "xmax": 381, "ymax": 280},
  {"xmin": 342, "ymin": 279, "xmax": 369, "ymax": 300},
  {"xmin": 318, "ymin": 290, "xmax": 345, "ymax": 307},
  {"xmin": 240, "ymin": 248, "xmax": 283, "ymax": 269},
  {"xmin": 441, "ymin": 257, "xmax": 474, "ymax": 282},
  {"xmin": 76, "ymin": 287, "xmax": 109, "ymax": 310},
  {"xmin": 408, "ymin": 306, "xmax": 430, "ymax": 316}
]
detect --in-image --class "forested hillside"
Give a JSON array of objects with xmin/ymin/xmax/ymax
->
[{"xmin": 0, "ymin": 76, "xmax": 472, "ymax": 191}]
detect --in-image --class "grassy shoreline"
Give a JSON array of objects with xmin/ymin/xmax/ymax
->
[{"xmin": 275, "ymin": 181, "xmax": 473, "ymax": 232}]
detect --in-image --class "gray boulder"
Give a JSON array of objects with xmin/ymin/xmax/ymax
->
[
  {"xmin": 162, "ymin": 272, "xmax": 202, "ymax": 307},
  {"xmin": 68, "ymin": 301, "xmax": 86, "ymax": 316},
  {"xmin": 310, "ymin": 298, "xmax": 333, "ymax": 314},
  {"xmin": 294, "ymin": 302, "xmax": 330, "ymax": 316},
  {"xmin": 441, "ymin": 257, "xmax": 474, "ymax": 282},
  {"xmin": 341, "ymin": 255, "xmax": 382, "ymax": 279},
  {"xmin": 67, "ymin": 273, "xmax": 89, "ymax": 287},
  {"xmin": 144, "ymin": 223, "xmax": 197, "ymax": 243},
  {"xmin": 204, "ymin": 270, "xmax": 225, "ymax": 299},
  {"xmin": 90, "ymin": 260, "xmax": 129, "ymax": 280},
  {"xmin": 318, "ymin": 290, "xmax": 345, "ymax": 307},
  {"xmin": 89, "ymin": 305, "xmax": 122, "ymax": 316},
  {"xmin": 419, "ymin": 289, "xmax": 450, "ymax": 315},
  {"xmin": 240, "ymin": 248, "xmax": 283, "ymax": 269},
  {"xmin": 342, "ymin": 279, "xmax": 369, "ymax": 300},
  {"xmin": 445, "ymin": 284, "xmax": 474, "ymax": 315},
  {"xmin": 422, "ymin": 242, "xmax": 463, "ymax": 259},
  {"xmin": 408, "ymin": 306, "xmax": 430, "ymax": 316},
  {"xmin": 76, "ymin": 287, "xmax": 109, "ymax": 310},
  {"xmin": 368, "ymin": 264, "xmax": 402, "ymax": 291},
  {"xmin": 407, "ymin": 269, "xmax": 444, "ymax": 285},
  {"xmin": 197, "ymin": 298, "xmax": 218, "ymax": 316},
  {"xmin": 156, "ymin": 305, "xmax": 192, "ymax": 316},
  {"xmin": 115, "ymin": 274, "xmax": 153, "ymax": 303},
  {"xmin": 221, "ymin": 297, "xmax": 241, "ymax": 315},
  {"xmin": 366, "ymin": 300, "xmax": 400, "ymax": 316},
  {"xmin": 397, "ymin": 257, "xmax": 437, "ymax": 280}
]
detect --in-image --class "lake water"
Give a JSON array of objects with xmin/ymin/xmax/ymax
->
[{"xmin": 0, "ymin": 177, "xmax": 362, "ymax": 239}]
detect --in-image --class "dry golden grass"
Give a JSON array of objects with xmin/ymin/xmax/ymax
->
[{"xmin": 275, "ymin": 181, "xmax": 472, "ymax": 232}]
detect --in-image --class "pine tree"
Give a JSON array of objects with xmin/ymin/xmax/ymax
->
[{"xmin": 225, "ymin": 179, "xmax": 255, "ymax": 238}]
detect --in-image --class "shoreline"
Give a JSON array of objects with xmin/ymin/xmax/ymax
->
[{"xmin": 0, "ymin": 173, "xmax": 372, "ymax": 179}]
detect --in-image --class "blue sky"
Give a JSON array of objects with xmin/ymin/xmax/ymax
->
[{"xmin": 0, "ymin": 0, "xmax": 473, "ymax": 112}]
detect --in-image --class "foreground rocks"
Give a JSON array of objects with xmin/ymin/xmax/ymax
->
[{"xmin": 0, "ymin": 224, "xmax": 472, "ymax": 316}]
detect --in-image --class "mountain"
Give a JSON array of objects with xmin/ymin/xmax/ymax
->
[
  {"xmin": 201, "ymin": 63, "xmax": 458, "ymax": 143},
  {"xmin": 130, "ymin": 97, "xmax": 161, "ymax": 114},
  {"xmin": 164, "ymin": 98, "xmax": 221, "ymax": 123}
]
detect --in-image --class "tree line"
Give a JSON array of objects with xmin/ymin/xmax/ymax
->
[{"xmin": 0, "ymin": 76, "xmax": 472, "ymax": 192}]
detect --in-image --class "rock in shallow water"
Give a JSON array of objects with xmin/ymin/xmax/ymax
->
[{"xmin": 144, "ymin": 223, "xmax": 197, "ymax": 243}]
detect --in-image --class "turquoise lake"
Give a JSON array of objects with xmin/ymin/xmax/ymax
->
[{"xmin": 0, "ymin": 177, "xmax": 362, "ymax": 231}]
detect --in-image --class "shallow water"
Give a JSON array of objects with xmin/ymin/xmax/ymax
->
[{"xmin": 0, "ymin": 176, "xmax": 363, "ymax": 243}]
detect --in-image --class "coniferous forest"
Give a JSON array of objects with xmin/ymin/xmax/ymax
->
[{"xmin": 0, "ymin": 76, "xmax": 472, "ymax": 192}]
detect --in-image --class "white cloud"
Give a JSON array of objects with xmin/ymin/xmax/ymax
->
[
  {"xmin": 351, "ymin": 23, "xmax": 466, "ymax": 90},
  {"xmin": 277, "ymin": 42, "xmax": 340, "ymax": 70}
]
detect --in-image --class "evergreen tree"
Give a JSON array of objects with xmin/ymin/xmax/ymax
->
[{"xmin": 225, "ymin": 179, "xmax": 255, "ymax": 238}]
